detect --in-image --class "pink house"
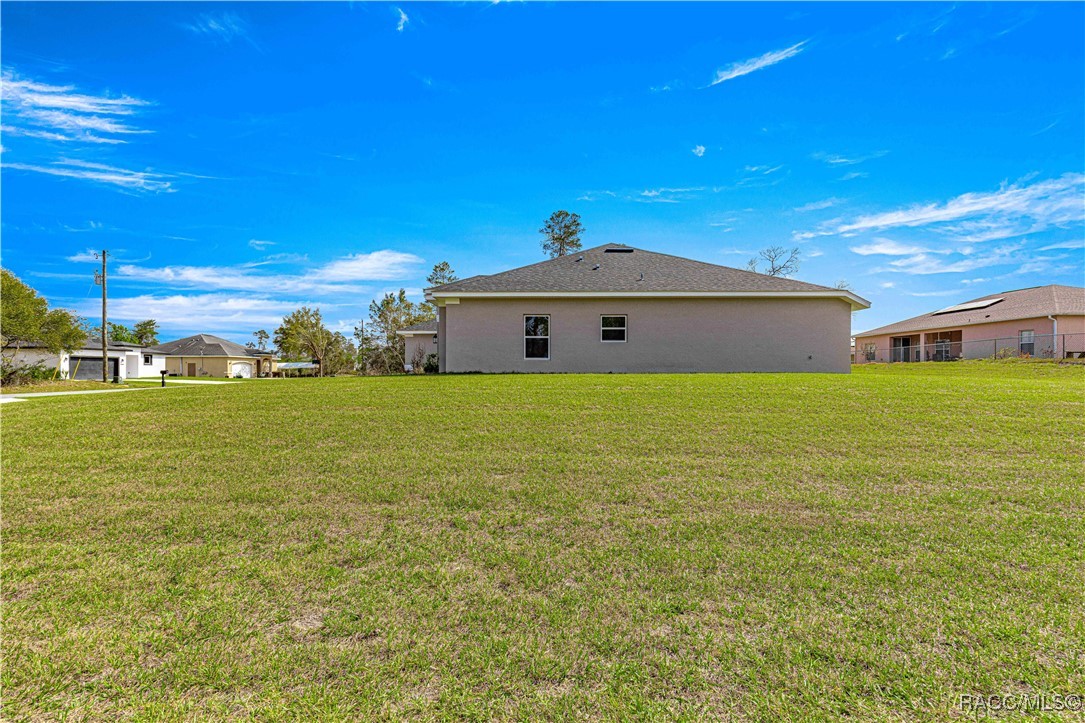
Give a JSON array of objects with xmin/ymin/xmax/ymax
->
[{"xmin": 854, "ymin": 285, "xmax": 1085, "ymax": 363}]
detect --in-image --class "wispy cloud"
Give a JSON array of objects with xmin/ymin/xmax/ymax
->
[
  {"xmin": 1038, "ymin": 239, "xmax": 1084, "ymax": 252},
  {"xmin": 396, "ymin": 7, "xmax": 409, "ymax": 32},
  {"xmin": 849, "ymin": 239, "xmax": 947, "ymax": 256},
  {"xmin": 2, "ymin": 158, "xmax": 172, "ymax": 192},
  {"xmin": 692, "ymin": 145, "xmax": 706, "ymax": 158},
  {"xmin": 794, "ymin": 197, "xmax": 843, "ymax": 213},
  {"xmin": 248, "ymin": 238, "xmax": 275, "ymax": 250},
  {"xmin": 707, "ymin": 41, "xmax": 807, "ymax": 87},
  {"xmin": 1, "ymin": 70, "xmax": 151, "ymax": 144},
  {"xmin": 638, "ymin": 186, "xmax": 705, "ymax": 204},
  {"xmin": 83, "ymin": 293, "xmax": 320, "ymax": 332},
  {"xmin": 840, "ymin": 171, "xmax": 868, "ymax": 181},
  {"xmin": 812, "ymin": 150, "xmax": 888, "ymax": 166},
  {"xmin": 798, "ymin": 173, "xmax": 1085, "ymax": 243},
  {"xmin": 874, "ymin": 244, "xmax": 1023, "ymax": 275},
  {"xmin": 317, "ymin": 250, "xmax": 422, "ymax": 282},
  {"xmin": 109, "ymin": 250, "xmax": 425, "ymax": 295},
  {"xmin": 184, "ymin": 12, "xmax": 257, "ymax": 47}
]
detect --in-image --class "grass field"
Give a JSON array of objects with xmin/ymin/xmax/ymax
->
[
  {"xmin": 1, "ymin": 380, "xmax": 128, "ymax": 395},
  {"xmin": 3, "ymin": 363, "xmax": 1083, "ymax": 720}
]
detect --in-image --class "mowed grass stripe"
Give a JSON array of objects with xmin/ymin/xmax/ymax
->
[{"xmin": 2, "ymin": 363, "xmax": 1083, "ymax": 720}]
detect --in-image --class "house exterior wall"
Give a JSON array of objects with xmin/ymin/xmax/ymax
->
[
  {"xmin": 164, "ymin": 355, "xmax": 275, "ymax": 377},
  {"xmin": 440, "ymin": 296, "xmax": 853, "ymax": 373},
  {"xmin": 127, "ymin": 351, "xmax": 167, "ymax": 378},
  {"xmin": 403, "ymin": 333, "xmax": 438, "ymax": 370},
  {"xmin": 854, "ymin": 315, "xmax": 1085, "ymax": 362}
]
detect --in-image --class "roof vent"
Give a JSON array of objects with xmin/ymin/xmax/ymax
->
[
  {"xmin": 637, "ymin": 273, "xmax": 644, "ymax": 282},
  {"xmin": 573, "ymin": 256, "xmax": 584, "ymax": 262},
  {"xmin": 604, "ymin": 247, "xmax": 634, "ymax": 253},
  {"xmin": 592, "ymin": 264, "xmax": 600, "ymax": 270}
]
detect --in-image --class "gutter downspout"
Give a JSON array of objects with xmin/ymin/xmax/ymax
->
[{"xmin": 1048, "ymin": 315, "xmax": 1058, "ymax": 358}]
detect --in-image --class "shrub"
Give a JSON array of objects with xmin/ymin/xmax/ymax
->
[
  {"xmin": 0, "ymin": 361, "xmax": 54, "ymax": 387},
  {"xmin": 423, "ymin": 353, "xmax": 439, "ymax": 374}
]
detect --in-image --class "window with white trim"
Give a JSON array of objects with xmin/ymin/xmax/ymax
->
[
  {"xmin": 143, "ymin": 354, "xmax": 153, "ymax": 365},
  {"xmin": 524, "ymin": 315, "xmax": 550, "ymax": 360},
  {"xmin": 1019, "ymin": 329, "xmax": 1035, "ymax": 356},
  {"xmin": 601, "ymin": 315, "xmax": 627, "ymax": 342}
]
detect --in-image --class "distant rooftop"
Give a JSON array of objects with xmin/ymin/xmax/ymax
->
[
  {"xmin": 151, "ymin": 334, "xmax": 278, "ymax": 358},
  {"xmin": 857, "ymin": 285, "xmax": 1085, "ymax": 337}
]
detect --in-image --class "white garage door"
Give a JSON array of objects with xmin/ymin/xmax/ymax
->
[{"xmin": 232, "ymin": 362, "xmax": 253, "ymax": 378}]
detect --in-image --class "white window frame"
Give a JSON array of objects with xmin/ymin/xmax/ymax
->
[
  {"xmin": 600, "ymin": 315, "xmax": 627, "ymax": 343},
  {"xmin": 524, "ymin": 314, "xmax": 550, "ymax": 361},
  {"xmin": 143, "ymin": 354, "xmax": 153, "ymax": 365},
  {"xmin": 1019, "ymin": 329, "xmax": 1035, "ymax": 355}
]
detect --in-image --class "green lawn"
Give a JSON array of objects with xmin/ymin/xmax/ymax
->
[
  {"xmin": 1, "ymin": 379, "xmax": 128, "ymax": 395},
  {"xmin": 3, "ymin": 363, "xmax": 1083, "ymax": 720}
]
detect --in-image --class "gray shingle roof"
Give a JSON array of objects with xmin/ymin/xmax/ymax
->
[
  {"xmin": 397, "ymin": 320, "xmax": 438, "ymax": 334},
  {"xmin": 856, "ymin": 285, "xmax": 1085, "ymax": 337},
  {"xmin": 153, "ymin": 334, "xmax": 276, "ymax": 358},
  {"xmin": 428, "ymin": 244, "xmax": 864, "ymax": 302}
]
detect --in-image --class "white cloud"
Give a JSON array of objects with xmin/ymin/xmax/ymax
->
[
  {"xmin": 66, "ymin": 249, "xmax": 101, "ymax": 263},
  {"xmin": 692, "ymin": 145, "xmax": 706, "ymax": 157},
  {"xmin": 2, "ymin": 158, "xmax": 172, "ymax": 192},
  {"xmin": 849, "ymin": 239, "xmax": 944, "ymax": 256},
  {"xmin": 794, "ymin": 197, "xmax": 843, "ymax": 213},
  {"xmin": 316, "ymin": 250, "xmax": 423, "ymax": 281},
  {"xmin": 812, "ymin": 150, "xmax": 888, "ymax": 166},
  {"xmin": 875, "ymin": 244, "xmax": 1022, "ymax": 275},
  {"xmin": 87, "ymin": 293, "xmax": 317, "ymax": 332},
  {"xmin": 879, "ymin": 281, "xmax": 896, "ymax": 289},
  {"xmin": 184, "ymin": 12, "xmax": 256, "ymax": 46},
  {"xmin": 840, "ymin": 171, "xmax": 868, "ymax": 181},
  {"xmin": 708, "ymin": 41, "xmax": 807, "ymax": 87},
  {"xmin": 800, "ymin": 173, "xmax": 1085, "ymax": 243},
  {"xmin": 396, "ymin": 7, "xmax": 409, "ymax": 32},
  {"xmin": 1, "ymin": 70, "xmax": 152, "ymax": 144},
  {"xmin": 110, "ymin": 250, "xmax": 424, "ymax": 295},
  {"xmin": 807, "ymin": 249, "xmax": 824, "ymax": 258},
  {"xmin": 1038, "ymin": 240, "xmax": 1084, "ymax": 251},
  {"xmin": 248, "ymin": 239, "xmax": 275, "ymax": 250}
]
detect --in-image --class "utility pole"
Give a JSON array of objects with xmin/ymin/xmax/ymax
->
[{"xmin": 94, "ymin": 250, "xmax": 108, "ymax": 382}]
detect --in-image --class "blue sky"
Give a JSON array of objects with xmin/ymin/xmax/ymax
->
[{"xmin": 2, "ymin": 2, "xmax": 1082, "ymax": 341}]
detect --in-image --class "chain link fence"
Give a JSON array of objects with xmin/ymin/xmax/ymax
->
[{"xmin": 855, "ymin": 332, "xmax": 1085, "ymax": 364}]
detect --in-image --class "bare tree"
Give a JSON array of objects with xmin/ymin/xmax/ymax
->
[
  {"xmin": 746, "ymin": 246, "xmax": 801, "ymax": 277},
  {"xmin": 833, "ymin": 279, "xmax": 853, "ymax": 291}
]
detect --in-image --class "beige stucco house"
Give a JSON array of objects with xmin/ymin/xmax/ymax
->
[
  {"xmin": 424, "ymin": 244, "xmax": 870, "ymax": 374},
  {"xmin": 154, "ymin": 334, "xmax": 278, "ymax": 378},
  {"xmin": 853, "ymin": 285, "xmax": 1085, "ymax": 363},
  {"xmin": 397, "ymin": 320, "xmax": 438, "ymax": 371}
]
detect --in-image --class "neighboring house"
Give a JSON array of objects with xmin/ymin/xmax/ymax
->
[
  {"xmin": 5, "ymin": 338, "xmax": 166, "ymax": 380},
  {"xmin": 154, "ymin": 334, "xmax": 278, "ymax": 377},
  {"xmin": 853, "ymin": 285, "xmax": 1085, "ymax": 363},
  {"xmin": 425, "ymin": 243, "xmax": 869, "ymax": 373},
  {"xmin": 396, "ymin": 320, "xmax": 438, "ymax": 370}
]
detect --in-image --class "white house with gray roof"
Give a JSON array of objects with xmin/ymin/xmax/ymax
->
[{"xmin": 424, "ymin": 244, "xmax": 870, "ymax": 374}]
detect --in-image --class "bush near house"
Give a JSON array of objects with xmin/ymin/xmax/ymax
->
[{"xmin": 2, "ymin": 363, "xmax": 1082, "ymax": 720}]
